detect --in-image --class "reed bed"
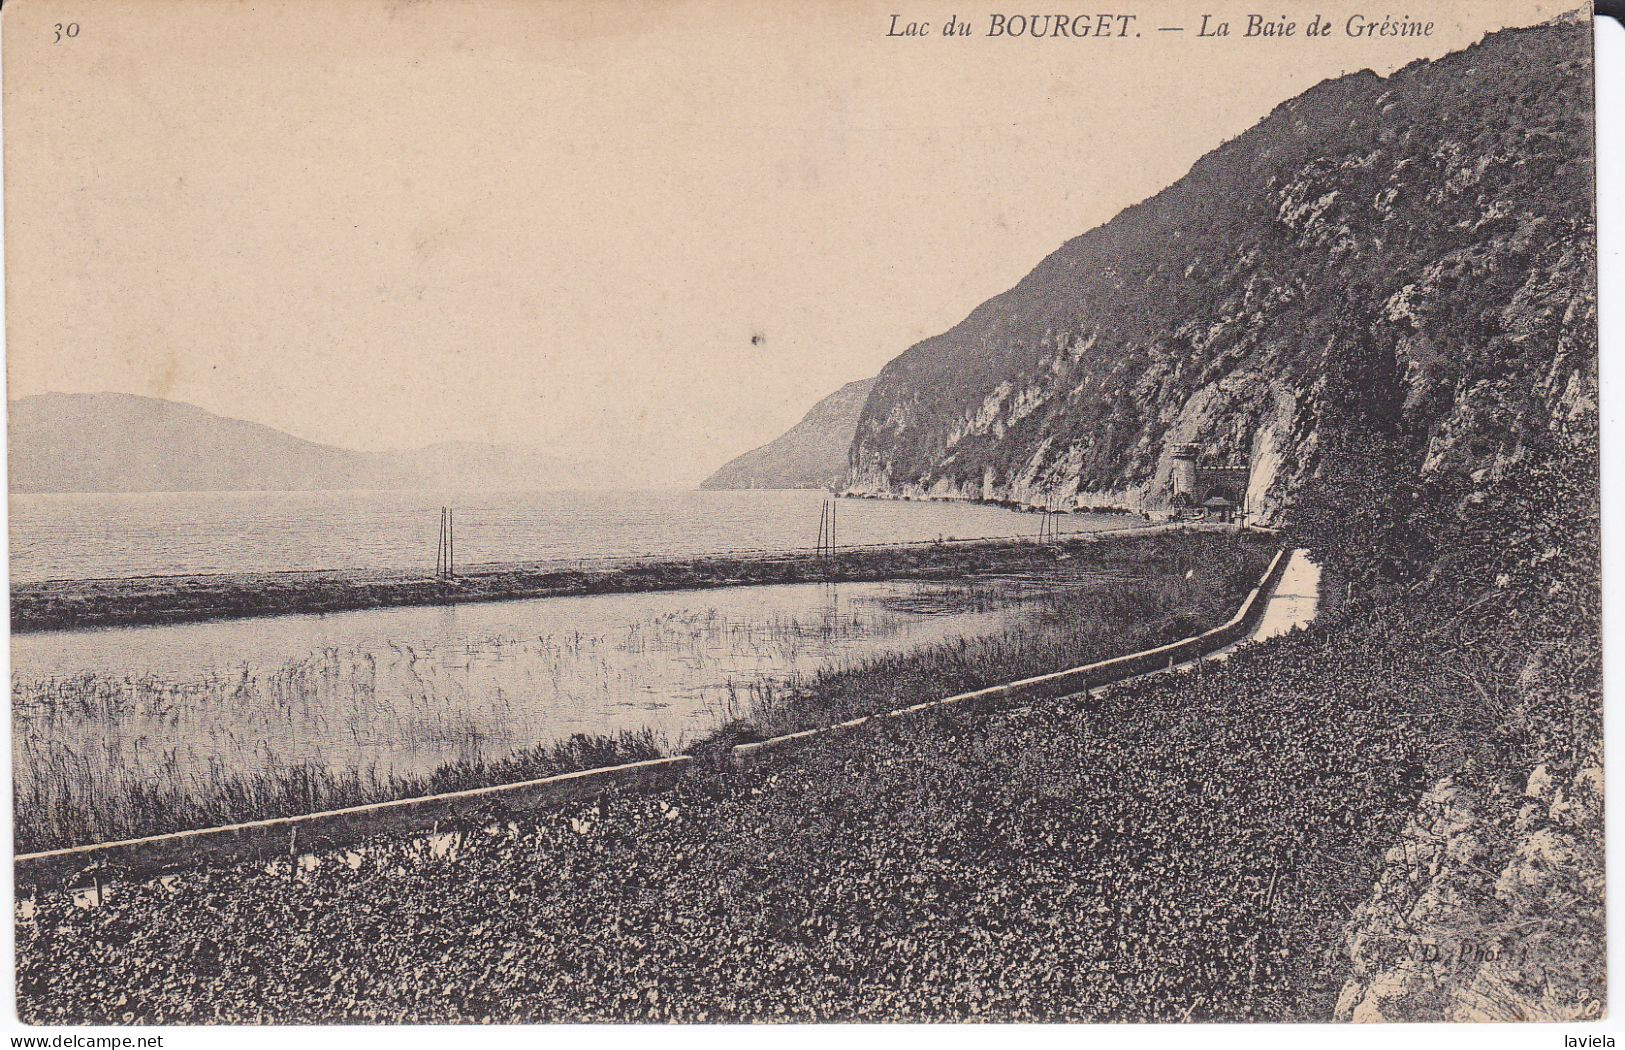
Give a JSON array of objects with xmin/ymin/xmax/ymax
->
[
  {"xmin": 12, "ymin": 730, "xmax": 665, "ymax": 856},
  {"xmin": 13, "ymin": 592, "xmax": 976, "ymax": 851},
  {"xmin": 12, "ymin": 532, "xmax": 1268, "ymax": 854},
  {"xmin": 703, "ymin": 535, "xmax": 1266, "ymax": 749}
]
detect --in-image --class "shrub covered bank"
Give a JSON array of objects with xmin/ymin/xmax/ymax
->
[
  {"xmin": 9, "ymin": 579, "xmax": 1551, "ymax": 1023},
  {"xmin": 1325, "ymin": 430, "xmax": 1602, "ymax": 1021}
]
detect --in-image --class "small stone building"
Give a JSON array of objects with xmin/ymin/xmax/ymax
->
[{"xmin": 1168, "ymin": 444, "xmax": 1249, "ymax": 523}]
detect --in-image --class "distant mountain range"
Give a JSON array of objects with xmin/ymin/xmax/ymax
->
[
  {"xmin": 700, "ymin": 378, "xmax": 874, "ymax": 491},
  {"xmin": 7, "ymin": 393, "xmax": 650, "ymax": 493}
]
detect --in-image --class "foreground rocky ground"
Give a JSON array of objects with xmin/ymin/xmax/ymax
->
[{"xmin": 1328, "ymin": 450, "xmax": 1604, "ymax": 1023}]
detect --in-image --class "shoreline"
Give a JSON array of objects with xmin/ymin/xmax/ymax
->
[
  {"xmin": 839, "ymin": 486, "xmax": 1148, "ymax": 517},
  {"xmin": 10, "ymin": 521, "xmax": 1215, "ymax": 635}
]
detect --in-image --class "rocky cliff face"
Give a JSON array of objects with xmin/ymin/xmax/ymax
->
[
  {"xmin": 847, "ymin": 17, "xmax": 1594, "ymax": 526},
  {"xmin": 701, "ymin": 378, "xmax": 875, "ymax": 490},
  {"xmin": 1327, "ymin": 423, "xmax": 1603, "ymax": 1021}
]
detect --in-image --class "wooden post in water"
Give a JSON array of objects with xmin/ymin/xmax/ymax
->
[
  {"xmin": 817, "ymin": 496, "xmax": 839, "ymax": 562},
  {"xmin": 436, "ymin": 507, "xmax": 458, "ymax": 579},
  {"xmin": 1038, "ymin": 504, "xmax": 1058, "ymax": 544},
  {"xmin": 436, "ymin": 507, "xmax": 448, "ymax": 577}
]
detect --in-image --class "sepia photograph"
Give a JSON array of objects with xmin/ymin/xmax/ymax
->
[{"xmin": 0, "ymin": 0, "xmax": 1607, "ymax": 1030}]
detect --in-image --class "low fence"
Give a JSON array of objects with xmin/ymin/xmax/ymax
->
[
  {"xmin": 14, "ymin": 542, "xmax": 1290, "ymax": 891},
  {"xmin": 14, "ymin": 757, "xmax": 692, "ymax": 890},
  {"xmin": 730, "ymin": 546, "xmax": 1291, "ymax": 769}
]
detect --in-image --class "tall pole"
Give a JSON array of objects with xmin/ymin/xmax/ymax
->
[{"xmin": 436, "ymin": 506, "xmax": 457, "ymax": 578}]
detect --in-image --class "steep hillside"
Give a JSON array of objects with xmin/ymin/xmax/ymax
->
[
  {"xmin": 846, "ymin": 18, "xmax": 1601, "ymax": 1019},
  {"xmin": 848, "ymin": 16, "xmax": 1594, "ymax": 525},
  {"xmin": 701, "ymin": 378, "xmax": 874, "ymax": 490},
  {"xmin": 8, "ymin": 393, "xmax": 639, "ymax": 493}
]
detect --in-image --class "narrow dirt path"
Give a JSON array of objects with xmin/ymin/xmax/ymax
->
[
  {"xmin": 1160, "ymin": 547, "xmax": 1320, "ymax": 675},
  {"xmin": 1249, "ymin": 548, "xmax": 1320, "ymax": 642}
]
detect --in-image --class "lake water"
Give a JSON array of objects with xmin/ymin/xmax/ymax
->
[
  {"xmin": 7, "ymin": 488, "xmax": 1133, "ymax": 583},
  {"xmin": 12, "ymin": 572, "xmax": 1100, "ymax": 840},
  {"xmin": 10, "ymin": 489, "xmax": 1145, "ymax": 845}
]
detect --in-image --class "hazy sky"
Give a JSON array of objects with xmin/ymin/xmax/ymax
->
[{"xmin": 4, "ymin": 0, "xmax": 1578, "ymax": 485}]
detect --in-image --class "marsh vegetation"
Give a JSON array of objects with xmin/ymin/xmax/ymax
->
[{"xmin": 13, "ymin": 532, "xmax": 1267, "ymax": 852}]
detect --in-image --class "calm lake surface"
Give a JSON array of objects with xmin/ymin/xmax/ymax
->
[
  {"xmin": 12, "ymin": 574, "xmax": 1097, "ymax": 810},
  {"xmin": 11, "ymin": 489, "xmax": 1145, "ymax": 840},
  {"xmin": 8, "ymin": 488, "xmax": 1133, "ymax": 583}
]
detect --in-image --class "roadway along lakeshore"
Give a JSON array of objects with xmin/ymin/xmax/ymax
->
[{"xmin": 11, "ymin": 521, "xmax": 1233, "ymax": 633}]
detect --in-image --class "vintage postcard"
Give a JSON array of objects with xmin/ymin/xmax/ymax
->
[{"xmin": 3, "ymin": 0, "xmax": 1601, "ymax": 1026}]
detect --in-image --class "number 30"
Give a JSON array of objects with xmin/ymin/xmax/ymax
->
[{"xmin": 53, "ymin": 22, "xmax": 80, "ymax": 43}]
